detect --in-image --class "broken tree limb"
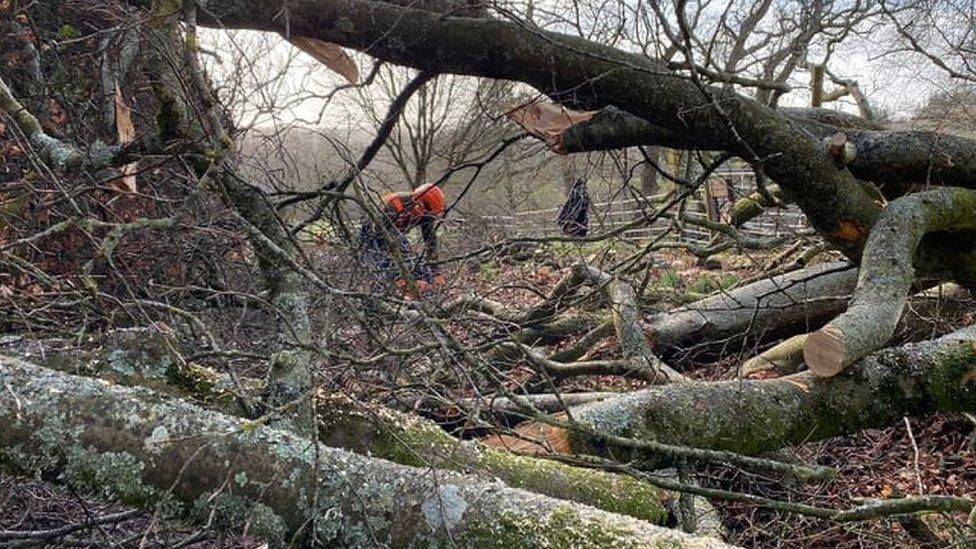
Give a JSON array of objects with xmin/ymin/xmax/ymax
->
[
  {"xmin": 806, "ymin": 187, "xmax": 976, "ymax": 377},
  {"xmin": 0, "ymin": 356, "xmax": 731, "ymax": 548},
  {"xmin": 126, "ymin": 0, "xmax": 888, "ymax": 260},
  {"xmin": 548, "ymin": 319, "xmax": 616, "ymax": 362},
  {"xmin": 0, "ymin": 73, "xmax": 84, "ymax": 171},
  {"xmin": 459, "ymin": 392, "xmax": 617, "ymax": 417},
  {"xmin": 439, "ymin": 295, "xmax": 519, "ymax": 321},
  {"xmin": 519, "ymin": 326, "xmax": 976, "ymax": 461},
  {"xmin": 645, "ymin": 261, "xmax": 858, "ymax": 365},
  {"xmin": 742, "ymin": 282, "xmax": 973, "ymax": 378},
  {"xmin": 575, "ymin": 264, "xmax": 687, "ymax": 383},
  {"xmin": 553, "ymin": 105, "xmax": 886, "ymax": 154},
  {"xmin": 518, "ymin": 267, "xmax": 589, "ymax": 324},
  {"xmin": 0, "ymin": 71, "xmax": 137, "ymax": 173},
  {"xmin": 1, "ymin": 331, "xmax": 677, "ymax": 525},
  {"xmin": 497, "ymin": 342, "xmax": 666, "ymax": 382},
  {"xmin": 736, "ymin": 283, "xmax": 972, "ymax": 379},
  {"xmin": 531, "ymin": 101, "xmax": 976, "ymax": 199},
  {"xmin": 729, "ymin": 184, "xmax": 785, "ymax": 227},
  {"xmin": 561, "ymin": 454, "xmax": 971, "ymax": 525}
]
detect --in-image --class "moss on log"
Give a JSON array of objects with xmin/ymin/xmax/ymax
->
[
  {"xmin": 0, "ymin": 356, "xmax": 732, "ymax": 547},
  {"xmin": 512, "ymin": 327, "xmax": 976, "ymax": 461},
  {"xmin": 2, "ymin": 330, "xmax": 672, "ymax": 525},
  {"xmin": 318, "ymin": 394, "xmax": 669, "ymax": 523}
]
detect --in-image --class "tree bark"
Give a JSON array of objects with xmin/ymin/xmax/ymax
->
[
  {"xmin": 124, "ymin": 0, "xmax": 885, "ymax": 260},
  {"xmin": 0, "ymin": 355, "xmax": 731, "ymax": 548},
  {"xmin": 645, "ymin": 262, "xmax": 858, "ymax": 365},
  {"xmin": 574, "ymin": 264, "xmax": 686, "ymax": 382},
  {"xmin": 806, "ymin": 188, "xmax": 976, "ymax": 377},
  {"xmin": 556, "ymin": 106, "xmax": 976, "ymax": 199},
  {"xmin": 503, "ymin": 327, "xmax": 976, "ymax": 461},
  {"xmin": 1, "ymin": 330, "xmax": 673, "ymax": 524}
]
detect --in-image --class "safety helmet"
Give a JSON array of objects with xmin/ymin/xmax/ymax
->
[{"xmin": 412, "ymin": 183, "xmax": 446, "ymax": 217}]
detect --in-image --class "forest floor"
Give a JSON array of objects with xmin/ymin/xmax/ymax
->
[{"xmin": 2, "ymin": 247, "xmax": 973, "ymax": 548}]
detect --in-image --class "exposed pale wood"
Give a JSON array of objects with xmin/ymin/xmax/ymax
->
[
  {"xmin": 805, "ymin": 325, "xmax": 848, "ymax": 377},
  {"xmin": 741, "ymin": 333, "xmax": 809, "ymax": 377},
  {"xmin": 805, "ymin": 188, "xmax": 976, "ymax": 377}
]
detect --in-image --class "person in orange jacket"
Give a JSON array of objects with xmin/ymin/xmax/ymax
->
[{"xmin": 358, "ymin": 183, "xmax": 447, "ymax": 291}]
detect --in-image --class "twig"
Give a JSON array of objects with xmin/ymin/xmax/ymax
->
[
  {"xmin": 0, "ymin": 509, "xmax": 141, "ymax": 541},
  {"xmin": 904, "ymin": 416, "xmax": 925, "ymax": 494}
]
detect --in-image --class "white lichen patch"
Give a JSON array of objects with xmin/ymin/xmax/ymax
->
[
  {"xmin": 422, "ymin": 484, "xmax": 468, "ymax": 532},
  {"xmin": 144, "ymin": 425, "xmax": 170, "ymax": 455},
  {"xmin": 107, "ymin": 349, "xmax": 136, "ymax": 376}
]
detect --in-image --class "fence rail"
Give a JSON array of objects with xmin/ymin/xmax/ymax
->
[{"xmin": 474, "ymin": 194, "xmax": 809, "ymax": 247}]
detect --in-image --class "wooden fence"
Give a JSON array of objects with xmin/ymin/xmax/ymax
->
[{"xmin": 474, "ymin": 194, "xmax": 809, "ymax": 247}]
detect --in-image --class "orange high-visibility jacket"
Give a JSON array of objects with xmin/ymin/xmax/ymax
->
[{"xmin": 379, "ymin": 191, "xmax": 438, "ymax": 262}]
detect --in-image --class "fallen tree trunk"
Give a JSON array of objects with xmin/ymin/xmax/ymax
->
[
  {"xmin": 555, "ymin": 105, "xmax": 976, "ymax": 198},
  {"xmin": 459, "ymin": 392, "xmax": 617, "ymax": 415},
  {"xmin": 497, "ymin": 327, "xmax": 976, "ymax": 460},
  {"xmin": 0, "ymin": 356, "xmax": 731, "ymax": 548},
  {"xmin": 125, "ymin": 0, "xmax": 888, "ymax": 261},
  {"xmin": 740, "ymin": 283, "xmax": 973, "ymax": 378},
  {"xmin": 645, "ymin": 262, "xmax": 858, "ymax": 365},
  {"xmin": 1, "ymin": 331, "xmax": 672, "ymax": 523},
  {"xmin": 739, "ymin": 333, "xmax": 809, "ymax": 377}
]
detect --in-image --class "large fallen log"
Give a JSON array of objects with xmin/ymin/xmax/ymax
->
[
  {"xmin": 494, "ymin": 326, "xmax": 976, "ymax": 461},
  {"xmin": 740, "ymin": 283, "xmax": 972, "ymax": 378},
  {"xmin": 0, "ymin": 356, "xmax": 731, "ymax": 548},
  {"xmin": 1, "ymin": 331, "xmax": 672, "ymax": 523},
  {"xmin": 645, "ymin": 262, "xmax": 858, "ymax": 365}
]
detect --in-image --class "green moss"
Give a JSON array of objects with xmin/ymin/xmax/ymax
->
[
  {"xmin": 479, "ymin": 260, "xmax": 500, "ymax": 281},
  {"xmin": 151, "ymin": 0, "xmax": 183, "ymax": 21},
  {"xmin": 61, "ymin": 449, "xmax": 157, "ymax": 507},
  {"xmin": 462, "ymin": 504, "xmax": 643, "ymax": 548},
  {"xmin": 57, "ymin": 24, "xmax": 78, "ymax": 40},
  {"xmin": 476, "ymin": 447, "xmax": 667, "ymax": 523},
  {"xmin": 686, "ymin": 272, "xmax": 740, "ymax": 295},
  {"xmin": 191, "ymin": 493, "xmax": 286, "ymax": 545},
  {"xmin": 929, "ymin": 342, "xmax": 976, "ymax": 412},
  {"xmin": 656, "ymin": 268, "xmax": 682, "ymax": 289},
  {"xmin": 374, "ymin": 415, "xmax": 455, "ymax": 468},
  {"xmin": 335, "ymin": 16, "xmax": 356, "ymax": 34},
  {"xmin": 319, "ymin": 401, "xmax": 667, "ymax": 524},
  {"xmin": 165, "ymin": 361, "xmax": 218, "ymax": 400},
  {"xmin": 154, "ymin": 90, "xmax": 185, "ymax": 143}
]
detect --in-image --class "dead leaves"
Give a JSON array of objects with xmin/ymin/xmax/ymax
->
[
  {"xmin": 112, "ymin": 84, "xmax": 138, "ymax": 194},
  {"xmin": 288, "ymin": 36, "xmax": 359, "ymax": 84},
  {"xmin": 505, "ymin": 101, "xmax": 596, "ymax": 153},
  {"xmin": 0, "ymin": 117, "xmax": 19, "ymax": 162},
  {"xmin": 41, "ymin": 99, "xmax": 69, "ymax": 134},
  {"xmin": 831, "ymin": 219, "xmax": 868, "ymax": 244}
]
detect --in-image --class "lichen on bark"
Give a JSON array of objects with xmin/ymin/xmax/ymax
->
[{"xmin": 0, "ymin": 356, "xmax": 730, "ymax": 547}]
